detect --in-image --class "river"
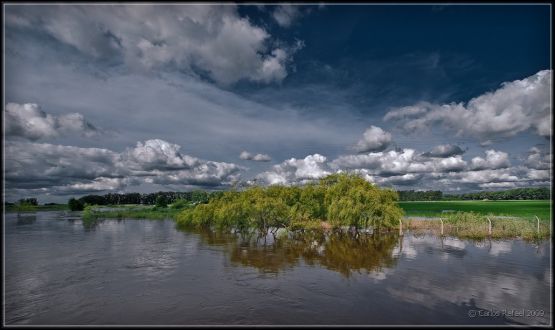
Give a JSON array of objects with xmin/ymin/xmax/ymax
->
[{"xmin": 4, "ymin": 211, "xmax": 551, "ymax": 325}]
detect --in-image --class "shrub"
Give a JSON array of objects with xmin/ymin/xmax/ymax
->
[
  {"xmin": 170, "ymin": 199, "xmax": 190, "ymax": 210},
  {"xmin": 68, "ymin": 198, "xmax": 85, "ymax": 211},
  {"xmin": 155, "ymin": 195, "xmax": 168, "ymax": 208}
]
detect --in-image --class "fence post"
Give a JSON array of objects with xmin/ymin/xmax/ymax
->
[
  {"xmin": 486, "ymin": 217, "xmax": 492, "ymax": 236},
  {"xmin": 535, "ymin": 215, "xmax": 540, "ymax": 234},
  {"xmin": 440, "ymin": 218, "xmax": 444, "ymax": 236},
  {"xmin": 399, "ymin": 218, "xmax": 403, "ymax": 236}
]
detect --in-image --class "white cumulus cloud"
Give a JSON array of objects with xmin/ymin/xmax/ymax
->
[
  {"xmin": 255, "ymin": 154, "xmax": 330, "ymax": 185},
  {"xmin": 120, "ymin": 139, "xmax": 200, "ymax": 171},
  {"xmin": 272, "ymin": 5, "xmax": 303, "ymax": 27},
  {"xmin": 330, "ymin": 148, "xmax": 468, "ymax": 187},
  {"xmin": 384, "ymin": 70, "xmax": 552, "ymax": 141},
  {"xmin": 353, "ymin": 125, "xmax": 392, "ymax": 153},
  {"xmin": 6, "ymin": 5, "xmax": 303, "ymax": 86},
  {"xmin": 470, "ymin": 149, "xmax": 511, "ymax": 170},
  {"xmin": 525, "ymin": 147, "xmax": 552, "ymax": 170},
  {"xmin": 5, "ymin": 102, "xmax": 98, "ymax": 140},
  {"xmin": 239, "ymin": 150, "xmax": 272, "ymax": 162}
]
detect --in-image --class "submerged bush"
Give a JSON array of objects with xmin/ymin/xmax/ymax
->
[
  {"xmin": 176, "ymin": 173, "xmax": 404, "ymax": 232},
  {"xmin": 82, "ymin": 205, "xmax": 97, "ymax": 220}
]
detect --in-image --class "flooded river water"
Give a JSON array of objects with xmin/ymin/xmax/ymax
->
[{"xmin": 4, "ymin": 211, "xmax": 551, "ymax": 325}]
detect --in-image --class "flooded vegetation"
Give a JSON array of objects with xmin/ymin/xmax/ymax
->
[
  {"xmin": 405, "ymin": 212, "xmax": 551, "ymax": 241},
  {"xmin": 177, "ymin": 174, "xmax": 403, "ymax": 232},
  {"xmin": 4, "ymin": 211, "xmax": 551, "ymax": 325}
]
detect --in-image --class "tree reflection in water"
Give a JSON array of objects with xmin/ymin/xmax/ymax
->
[{"xmin": 191, "ymin": 228, "xmax": 400, "ymax": 277}]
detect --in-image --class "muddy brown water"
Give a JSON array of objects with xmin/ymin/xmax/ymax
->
[{"xmin": 4, "ymin": 211, "xmax": 551, "ymax": 325}]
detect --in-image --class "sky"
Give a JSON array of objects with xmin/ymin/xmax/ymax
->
[{"xmin": 3, "ymin": 4, "xmax": 552, "ymax": 203}]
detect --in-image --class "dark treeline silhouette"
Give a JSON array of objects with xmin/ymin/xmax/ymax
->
[
  {"xmin": 398, "ymin": 190, "xmax": 443, "ymax": 201},
  {"xmin": 399, "ymin": 187, "xmax": 551, "ymax": 201},
  {"xmin": 18, "ymin": 198, "xmax": 38, "ymax": 205},
  {"xmin": 68, "ymin": 190, "xmax": 223, "ymax": 210},
  {"xmin": 5, "ymin": 198, "xmax": 39, "ymax": 208}
]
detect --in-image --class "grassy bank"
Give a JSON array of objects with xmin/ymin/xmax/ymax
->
[
  {"xmin": 80, "ymin": 205, "xmax": 181, "ymax": 228},
  {"xmin": 398, "ymin": 200, "xmax": 551, "ymax": 220},
  {"xmin": 5, "ymin": 204, "xmax": 68, "ymax": 212},
  {"xmin": 82, "ymin": 204, "xmax": 186, "ymax": 222}
]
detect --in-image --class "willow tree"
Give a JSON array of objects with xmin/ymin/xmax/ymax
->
[
  {"xmin": 212, "ymin": 194, "xmax": 251, "ymax": 230},
  {"xmin": 322, "ymin": 173, "xmax": 403, "ymax": 230},
  {"xmin": 177, "ymin": 172, "xmax": 404, "ymax": 232},
  {"xmin": 289, "ymin": 183, "xmax": 326, "ymax": 222},
  {"xmin": 250, "ymin": 196, "xmax": 289, "ymax": 234}
]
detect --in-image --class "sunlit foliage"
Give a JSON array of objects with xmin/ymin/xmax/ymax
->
[{"xmin": 176, "ymin": 173, "xmax": 404, "ymax": 232}]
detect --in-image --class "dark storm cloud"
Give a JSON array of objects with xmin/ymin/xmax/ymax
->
[
  {"xmin": 5, "ymin": 141, "xmax": 120, "ymax": 188},
  {"xmin": 5, "ymin": 139, "xmax": 244, "ymax": 195}
]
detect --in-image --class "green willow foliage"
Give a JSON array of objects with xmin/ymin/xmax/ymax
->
[{"xmin": 176, "ymin": 173, "xmax": 404, "ymax": 232}]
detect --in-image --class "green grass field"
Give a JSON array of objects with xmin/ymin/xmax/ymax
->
[{"xmin": 398, "ymin": 200, "xmax": 551, "ymax": 221}]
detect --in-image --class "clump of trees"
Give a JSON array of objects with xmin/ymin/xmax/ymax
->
[
  {"xmin": 155, "ymin": 195, "xmax": 168, "ymax": 208},
  {"xmin": 176, "ymin": 173, "xmax": 404, "ymax": 233},
  {"xmin": 18, "ymin": 198, "xmax": 38, "ymax": 206},
  {"xmin": 68, "ymin": 198, "xmax": 85, "ymax": 211}
]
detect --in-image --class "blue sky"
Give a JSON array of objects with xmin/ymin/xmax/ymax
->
[{"xmin": 3, "ymin": 4, "xmax": 552, "ymax": 203}]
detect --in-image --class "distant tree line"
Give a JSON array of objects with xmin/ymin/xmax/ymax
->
[
  {"xmin": 398, "ymin": 187, "xmax": 551, "ymax": 201},
  {"xmin": 68, "ymin": 191, "xmax": 223, "ymax": 211},
  {"xmin": 4, "ymin": 198, "xmax": 38, "ymax": 208},
  {"xmin": 398, "ymin": 190, "xmax": 443, "ymax": 201},
  {"xmin": 444, "ymin": 187, "xmax": 551, "ymax": 200},
  {"xmin": 18, "ymin": 198, "xmax": 38, "ymax": 206}
]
